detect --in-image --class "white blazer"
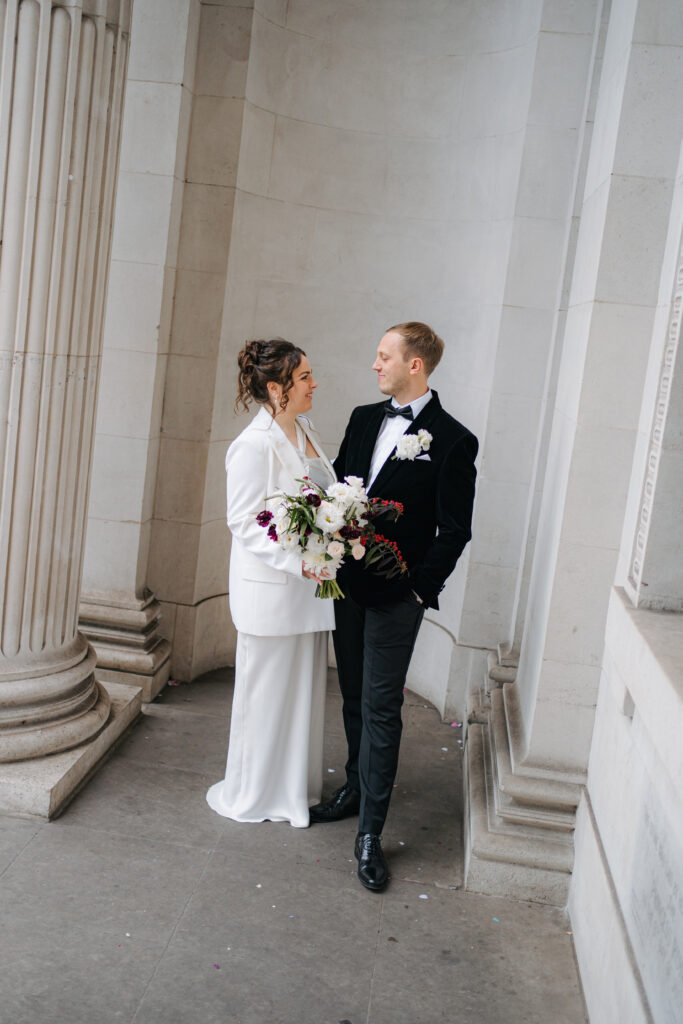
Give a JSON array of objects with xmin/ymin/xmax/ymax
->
[{"xmin": 226, "ymin": 406, "xmax": 337, "ymax": 636}]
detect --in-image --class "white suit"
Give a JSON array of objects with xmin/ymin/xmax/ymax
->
[
  {"xmin": 207, "ymin": 405, "xmax": 336, "ymax": 828},
  {"xmin": 226, "ymin": 405, "xmax": 336, "ymax": 635}
]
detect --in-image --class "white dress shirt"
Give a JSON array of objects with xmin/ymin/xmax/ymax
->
[{"xmin": 367, "ymin": 389, "xmax": 432, "ymax": 488}]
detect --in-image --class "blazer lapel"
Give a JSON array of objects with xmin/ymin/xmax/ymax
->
[
  {"xmin": 250, "ymin": 407, "xmax": 305, "ymax": 490},
  {"xmin": 298, "ymin": 417, "xmax": 337, "ymax": 482},
  {"xmin": 368, "ymin": 391, "xmax": 442, "ymax": 496}
]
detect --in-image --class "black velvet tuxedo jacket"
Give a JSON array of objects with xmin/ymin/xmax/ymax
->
[{"xmin": 334, "ymin": 390, "xmax": 478, "ymax": 610}]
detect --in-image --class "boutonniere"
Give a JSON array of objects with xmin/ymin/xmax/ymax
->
[{"xmin": 392, "ymin": 429, "xmax": 433, "ymax": 461}]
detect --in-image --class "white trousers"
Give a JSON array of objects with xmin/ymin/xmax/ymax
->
[{"xmin": 206, "ymin": 630, "xmax": 328, "ymax": 828}]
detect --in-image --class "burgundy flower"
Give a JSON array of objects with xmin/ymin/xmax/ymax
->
[
  {"xmin": 304, "ymin": 492, "xmax": 321, "ymax": 507},
  {"xmin": 256, "ymin": 510, "xmax": 273, "ymax": 527},
  {"xmin": 339, "ymin": 524, "xmax": 361, "ymax": 540},
  {"xmin": 267, "ymin": 524, "xmax": 278, "ymax": 541}
]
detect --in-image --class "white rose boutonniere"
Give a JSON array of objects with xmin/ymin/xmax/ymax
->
[{"xmin": 393, "ymin": 429, "xmax": 433, "ymax": 461}]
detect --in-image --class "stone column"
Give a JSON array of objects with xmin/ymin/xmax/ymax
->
[
  {"xmin": 78, "ymin": 0, "xmax": 202, "ymax": 699},
  {"xmin": 464, "ymin": 0, "xmax": 683, "ymax": 904},
  {"xmin": 0, "ymin": 1, "xmax": 139, "ymax": 807}
]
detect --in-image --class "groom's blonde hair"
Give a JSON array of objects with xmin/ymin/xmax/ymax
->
[{"xmin": 388, "ymin": 321, "xmax": 444, "ymax": 376}]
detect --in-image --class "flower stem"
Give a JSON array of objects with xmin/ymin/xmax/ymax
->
[{"xmin": 315, "ymin": 579, "xmax": 346, "ymax": 600}]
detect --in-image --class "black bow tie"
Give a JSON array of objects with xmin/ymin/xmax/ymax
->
[{"xmin": 383, "ymin": 401, "xmax": 414, "ymax": 421}]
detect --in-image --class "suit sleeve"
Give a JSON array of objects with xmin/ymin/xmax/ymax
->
[
  {"xmin": 410, "ymin": 432, "xmax": 479, "ymax": 607},
  {"xmin": 226, "ymin": 437, "xmax": 303, "ymax": 578}
]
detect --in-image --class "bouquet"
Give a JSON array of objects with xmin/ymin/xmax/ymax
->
[{"xmin": 256, "ymin": 475, "xmax": 408, "ymax": 599}]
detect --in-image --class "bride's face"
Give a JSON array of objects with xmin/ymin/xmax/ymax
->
[{"xmin": 282, "ymin": 356, "xmax": 317, "ymax": 415}]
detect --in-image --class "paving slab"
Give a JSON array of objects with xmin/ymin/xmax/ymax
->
[
  {"xmin": 0, "ymin": 824, "xmax": 211, "ymax": 943},
  {"xmin": 0, "ymin": 817, "xmax": 42, "ymax": 875},
  {"xmin": 0, "ymin": 668, "xmax": 587, "ymax": 1024},
  {"xmin": 56, "ymin": 754, "xmax": 225, "ymax": 848}
]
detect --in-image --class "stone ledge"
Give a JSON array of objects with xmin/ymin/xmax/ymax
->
[
  {"xmin": 0, "ymin": 681, "xmax": 142, "ymax": 820},
  {"xmin": 90, "ymin": 649, "xmax": 170, "ymax": 702},
  {"xmin": 493, "ymin": 688, "xmax": 581, "ymax": 818},
  {"xmin": 79, "ymin": 595, "xmax": 171, "ymax": 702},
  {"xmin": 464, "ymin": 722, "xmax": 573, "ymax": 906}
]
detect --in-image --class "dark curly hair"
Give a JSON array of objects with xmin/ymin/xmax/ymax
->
[{"xmin": 235, "ymin": 338, "xmax": 306, "ymax": 414}]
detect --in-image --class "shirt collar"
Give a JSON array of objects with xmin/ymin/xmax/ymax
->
[{"xmin": 391, "ymin": 389, "xmax": 432, "ymax": 418}]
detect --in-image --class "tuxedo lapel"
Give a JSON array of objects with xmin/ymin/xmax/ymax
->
[
  {"xmin": 368, "ymin": 392, "xmax": 442, "ymax": 497},
  {"xmin": 355, "ymin": 404, "xmax": 387, "ymax": 485}
]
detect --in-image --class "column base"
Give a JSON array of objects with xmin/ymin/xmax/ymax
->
[
  {"xmin": 79, "ymin": 594, "xmax": 171, "ymax": 702},
  {"xmin": 0, "ymin": 680, "xmax": 141, "ymax": 819},
  {"xmin": 463, "ymin": 658, "xmax": 581, "ymax": 906}
]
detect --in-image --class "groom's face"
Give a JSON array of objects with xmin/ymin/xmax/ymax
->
[{"xmin": 372, "ymin": 330, "xmax": 412, "ymax": 397}]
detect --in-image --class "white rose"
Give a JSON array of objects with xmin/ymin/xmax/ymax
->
[
  {"xmin": 351, "ymin": 543, "xmax": 365, "ymax": 561},
  {"xmin": 395, "ymin": 433, "xmax": 422, "ymax": 460},
  {"xmin": 327, "ymin": 540, "xmax": 344, "ymax": 558}
]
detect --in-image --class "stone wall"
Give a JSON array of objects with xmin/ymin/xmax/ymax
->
[
  {"xmin": 568, "ymin": 64, "xmax": 683, "ymax": 1019},
  {"xmin": 208, "ymin": 0, "xmax": 569, "ymax": 716},
  {"xmin": 569, "ymin": 592, "xmax": 683, "ymax": 1023}
]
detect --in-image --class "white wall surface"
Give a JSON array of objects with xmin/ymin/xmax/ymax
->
[
  {"xmin": 514, "ymin": 0, "xmax": 683, "ymax": 774},
  {"xmin": 83, "ymin": 0, "xmax": 200, "ymax": 603},
  {"xmin": 205, "ymin": 0, "xmax": 601, "ymax": 712},
  {"xmin": 569, "ymin": 589, "xmax": 683, "ymax": 1024}
]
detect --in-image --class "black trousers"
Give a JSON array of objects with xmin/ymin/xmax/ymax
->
[{"xmin": 332, "ymin": 591, "xmax": 425, "ymax": 835}]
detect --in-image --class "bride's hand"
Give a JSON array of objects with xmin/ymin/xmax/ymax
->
[{"xmin": 302, "ymin": 565, "xmax": 321, "ymax": 581}]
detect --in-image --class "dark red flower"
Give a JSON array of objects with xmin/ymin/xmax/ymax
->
[
  {"xmin": 256, "ymin": 510, "xmax": 273, "ymax": 527},
  {"xmin": 305, "ymin": 491, "xmax": 322, "ymax": 507},
  {"xmin": 267, "ymin": 524, "xmax": 278, "ymax": 541}
]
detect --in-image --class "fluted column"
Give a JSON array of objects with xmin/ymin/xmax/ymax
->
[{"xmin": 0, "ymin": 0, "xmax": 132, "ymax": 764}]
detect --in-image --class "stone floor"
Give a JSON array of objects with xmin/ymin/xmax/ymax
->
[{"xmin": 0, "ymin": 668, "xmax": 587, "ymax": 1024}]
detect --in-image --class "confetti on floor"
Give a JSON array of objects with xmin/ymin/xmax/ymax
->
[{"xmin": 419, "ymin": 894, "xmax": 429, "ymax": 899}]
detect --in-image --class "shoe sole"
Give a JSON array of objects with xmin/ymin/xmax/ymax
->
[
  {"xmin": 308, "ymin": 807, "xmax": 360, "ymax": 824},
  {"xmin": 309, "ymin": 811, "xmax": 360, "ymax": 819},
  {"xmin": 357, "ymin": 873, "xmax": 387, "ymax": 892}
]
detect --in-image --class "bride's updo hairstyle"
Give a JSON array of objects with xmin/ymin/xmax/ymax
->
[{"xmin": 236, "ymin": 338, "xmax": 306, "ymax": 414}]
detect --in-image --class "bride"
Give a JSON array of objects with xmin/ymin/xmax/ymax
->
[{"xmin": 206, "ymin": 338, "xmax": 336, "ymax": 828}]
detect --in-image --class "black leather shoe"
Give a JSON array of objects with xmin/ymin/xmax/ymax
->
[
  {"xmin": 355, "ymin": 832, "xmax": 388, "ymax": 891},
  {"xmin": 309, "ymin": 784, "xmax": 360, "ymax": 823}
]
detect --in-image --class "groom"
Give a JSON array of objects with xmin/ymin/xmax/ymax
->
[{"xmin": 309, "ymin": 322, "xmax": 478, "ymax": 891}]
